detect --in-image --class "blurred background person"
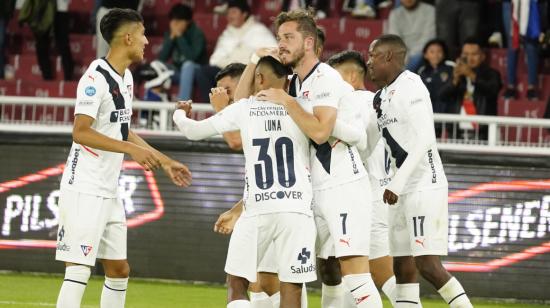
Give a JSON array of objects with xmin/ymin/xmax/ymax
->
[
  {"xmin": 158, "ymin": 3, "xmax": 207, "ymax": 101},
  {"xmin": 387, "ymin": 0, "xmax": 436, "ymax": 71},
  {"xmin": 502, "ymin": 0, "xmax": 543, "ymax": 100},
  {"xmin": 417, "ymin": 39, "xmax": 455, "ymax": 115},
  {"xmin": 19, "ymin": 0, "xmax": 74, "ymax": 80},
  {"xmin": 440, "ymin": 38, "xmax": 502, "ymax": 139},
  {"xmin": 0, "ymin": 0, "xmax": 15, "ymax": 79},
  {"xmin": 435, "ymin": 0, "xmax": 481, "ymax": 59},
  {"xmin": 193, "ymin": 0, "xmax": 276, "ymax": 103},
  {"xmin": 417, "ymin": 39, "xmax": 455, "ymax": 137},
  {"xmin": 95, "ymin": 0, "xmax": 142, "ymax": 58}
]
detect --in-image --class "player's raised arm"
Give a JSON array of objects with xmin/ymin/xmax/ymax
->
[
  {"xmin": 234, "ymin": 48, "xmax": 279, "ymax": 102},
  {"xmin": 173, "ymin": 100, "xmax": 243, "ymax": 140}
]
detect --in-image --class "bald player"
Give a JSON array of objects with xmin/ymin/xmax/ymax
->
[
  {"xmin": 174, "ymin": 56, "xmax": 317, "ymax": 308},
  {"xmin": 367, "ymin": 34, "xmax": 473, "ymax": 308}
]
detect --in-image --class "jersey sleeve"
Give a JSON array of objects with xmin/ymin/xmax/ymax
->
[
  {"xmin": 74, "ymin": 71, "xmax": 106, "ymax": 119},
  {"xmin": 310, "ymin": 74, "xmax": 351, "ymax": 109},
  {"xmin": 386, "ymin": 83, "xmax": 436, "ymax": 195},
  {"xmin": 209, "ymin": 99, "xmax": 246, "ymax": 133}
]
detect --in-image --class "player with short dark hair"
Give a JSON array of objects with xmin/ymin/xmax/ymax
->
[
  {"xmin": 174, "ymin": 56, "xmax": 316, "ymax": 308},
  {"xmin": 258, "ymin": 9, "xmax": 384, "ymax": 307},
  {"xmin": 367, "ymin": 33, "xmax": 473, "ymax": 308},
  {"xmin": 55, "ymin": 9, "xmax": 192, "ymax": 308}
]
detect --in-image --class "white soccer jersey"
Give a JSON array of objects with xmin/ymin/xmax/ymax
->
[
  {"xmin": 174, "ymin": 97, "xmax": 313, "ymax": 217},
  {"xmin": 365, "ymin": 140, "xmax": 393, "ymax": 202},
  {"xmin": 374, "ymin": 70, "xmax": 447, "ymax": 195},
  {"xmin": 60, "ymin": 59, "xmax": 134, "ymax": 198},
  {"xmin": 347, "ymin": 90, "xmax": 394, "ymax": 202},
  {"xmin": 290, "ymin": 62, "xmax": 366, "ymax": 190}
]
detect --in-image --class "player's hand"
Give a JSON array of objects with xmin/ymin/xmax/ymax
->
[
  {"xmin": 129, "ymin": 144, "xmax": 161, "ymax": 171},
  {"xmin": 383, "ymin": 189, "xmax": 399, "ymax": 205},
  {"xmin": 255, "ymin": 47, "xmax": 280, "ymax": 61},
  {"xmin": 175, "ymin": 100, "xmax": 192, "ymax": 117},
  {"xmin": 214, "ymin": 210, "xmax": 239, "ymax": 235},
  {"xmin": 257, "ymin": 88, "xmax": 293, "ymax": 106},
  {"xmin": 162, "ymin": 159, "xmax": 192, "ymax": 187},
  {"xmin": 209, "ymin": 87, "xmax": 230, "ymax": 112}
]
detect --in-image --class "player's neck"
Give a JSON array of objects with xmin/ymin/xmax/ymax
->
[
  {"xmin": 105, "ymin": 49, "xmax": 132, "ymax": 77},
  {"xmin": 383, "ymin": 68, "xmax": 403, "ymax": 88},
  {"xmin": 295, "ymin": 55, "xmax": 320, "ymax": 82}
]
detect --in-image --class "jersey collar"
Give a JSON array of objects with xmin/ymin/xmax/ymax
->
[
  {"xmin": 101, "ymin": 57, "xmax": 125, "ymax": 79},
  {"xmin": 298, "ymin": 61, "xmax": 321, "ymax": 91}
]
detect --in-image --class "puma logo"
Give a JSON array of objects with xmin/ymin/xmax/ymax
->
[
  {"xmin": 415, "ymin": 239, "xmax": 425, "ymax": 248},
  {"xmin": 339, "ymin": 238, "xmax": 350, "ymax": 247}
]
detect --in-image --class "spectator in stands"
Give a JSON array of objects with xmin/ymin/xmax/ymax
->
[
  {"xmin": 418, "ymin": 39, "xmax": 454, "ymax": 114},
  {"xmin": 0, "ymin": 0, "xmax": 15, "ymax": 79},
  {"xmin": 158, "ymin": 4, "xmax": 207, "ymax": 100},
  {"xmin": 23, "ymin": 0, "xmax": 74, "ymax": 80},
  {"xmin": 440, "ymin": 38, "xmax": 502, "ymax": 138},
  {"xmin": 502, "ymin": 0, "xmax": 542, "ymax": 100},
  {"xmin": 135, "ymin": 60, "xmax": 174, "ymax": 129},
  {"xmin": 282, "ymin": 0, "xmax": 330, "ymax": 18},
  {"xmin": 343, "ymin": 0, "xmax": 377, "ymax": 18},
  {"xmin": 435, "ymin": 0, "xmax": 481, "ymax": 59},
  {"xmin": 417, "ymin": 39, "xmax": 454, "ymax": 137},
  {"xmin": 194, "ymin": 0, "xmax": 276, "ymax": 102},
  {"xmin": 209, "ymin": 63, "xmax": 246, "ymax": 150},
  {"xmin": 387, "ymin": 0, "xmax": 435, "ymax": 71},
  {"xmin": 95, "ymin": 0, "xmax": 141, "ymax": 58}
]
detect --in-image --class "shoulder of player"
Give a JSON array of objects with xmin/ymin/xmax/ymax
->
[
  {"xmin": 79, "ymin": 60, "xmax": 108, "ymax": 84},
  {"xmin": 394, "ymin": 71, "xmax": 427, "ymax": 95}
]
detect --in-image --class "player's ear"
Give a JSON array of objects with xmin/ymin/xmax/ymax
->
[{"xmin": 384, "ymin": 50, "xmax": 392, "ymax": 63}]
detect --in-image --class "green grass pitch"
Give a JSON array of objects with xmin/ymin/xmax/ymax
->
[{"xmin": 0, "ymin": 273, "xmax": 547, "ymax": 307}]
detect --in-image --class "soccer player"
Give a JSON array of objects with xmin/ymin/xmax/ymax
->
[
  {"xmin": 209, "ymin": 61, "xmax": 283, "ymax": 307},
  {"xmin": 366, "ymin": 34, "xmax": 473, "ymax": 308},
  {"xmin": 257, "ymin": 9, "xmax": 383, "ymax": 307},
  {"xmin": 209, "ymin": 63, "xmax": 247, "ymax": 151},
  {"xmin": 174, "ymin": 56, "xmax": 317, "ymax": 308},
  {"xmin": 55, "ymin": 9, "xmax": 192, "ymax": 308},
  {"xmin": 326, "ymin": 50, "xmax": 399, "ymax": 307}
]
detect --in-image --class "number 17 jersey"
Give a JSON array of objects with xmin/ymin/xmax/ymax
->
[{"xmin": 209, "ymin": 96, "xmax": 313, "ymax": 217}]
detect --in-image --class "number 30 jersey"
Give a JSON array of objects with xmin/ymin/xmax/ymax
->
[
  {"xmin": 374, "ymin": 70, "xmax": 447, "ymax": 195},
  {"xmin": 210, "ymin": 96, "xmax": 313, "ymax": 217}
]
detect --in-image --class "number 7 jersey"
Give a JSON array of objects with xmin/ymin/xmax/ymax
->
[{"xmin": 210, "ymin": 96, "xmax": 313, "ymax": 217}]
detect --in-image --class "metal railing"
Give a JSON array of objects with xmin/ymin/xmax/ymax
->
[{"xmin": 1, "ymin": 96, "xmax": 549, "ymax": 155}]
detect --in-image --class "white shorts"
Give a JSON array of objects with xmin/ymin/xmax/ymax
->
[
  {"xmin": 389, "ymin": 187, "xmax": 449, "ymax": 257},
  {"xmin": 257, "ymin": 242, "xmax": 278, "ymax": 274},
  {"xmin": 314, "ymin": 177, "xmax": 371, "ymax": 259},
  {"xmin": 370, "ymin": 199, "xmax": 390, "ymax": 260},
  {"xmin": 225, "ymin": 212, "xmax": 317, "ymax": 283},
  {"xmin": 55, "ymin": 189, "xmax": 127, "ymax": 266}
]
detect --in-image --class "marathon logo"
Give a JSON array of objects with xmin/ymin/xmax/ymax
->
[
  {"xmin": 249, "ymin": 106, "xmax": 288, "ymax": 117},
  {"xmin": 377, "ymin": 113, "xmax": 398, "ymax": 129},
  {"xmin": 68, "ymin": 148, "xmax": 80, "ymax": 185},
  {"xmin": 110, "ymin": 108, "xmax": 132, "ymax": 123},
  {"xmin": 255, "ymin": 190, "xmax": 303, "ymax": 202}
]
